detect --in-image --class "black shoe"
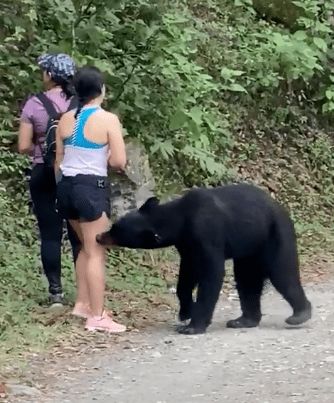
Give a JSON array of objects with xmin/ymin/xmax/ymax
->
[{"xmin": 49, "ymin": 293, "xmax": 64, "ymax": 308}]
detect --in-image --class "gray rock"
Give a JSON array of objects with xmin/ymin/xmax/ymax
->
[{"xmin": 109, "ymin": 139, "xmax": 155, "ymax": 219}]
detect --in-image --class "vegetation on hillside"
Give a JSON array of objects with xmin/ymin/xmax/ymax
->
[{"xmin": 1, "ymin": 0, "xmax": 334, "ymax": 360}]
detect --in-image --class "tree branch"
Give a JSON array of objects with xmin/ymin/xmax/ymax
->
[
  {"xmin": 74, "ymin": 0, "xmax": 95, "ymax": 28},
  {"xmin": 112, "ymin": 31, "xmax": 161, "ymax": 103}
]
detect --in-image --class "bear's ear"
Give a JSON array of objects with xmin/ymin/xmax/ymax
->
[{"xmin": 139, "ymin": 197, "xmax": 160, "ymax": 213}]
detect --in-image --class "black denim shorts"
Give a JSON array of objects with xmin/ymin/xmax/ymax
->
[{"xmin": 56, "ymin": 174, "xmax": 111, "ymax": 222}]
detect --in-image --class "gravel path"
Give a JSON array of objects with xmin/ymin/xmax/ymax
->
[
  {"xmin": 26, "ymin": 280, "xmax": 334, "ymax": 403},
  {"xmin": 4, "ymin": 279, "xmax": 334, "ymax": 402}
]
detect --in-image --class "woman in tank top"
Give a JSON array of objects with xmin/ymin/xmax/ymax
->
[{"xmin": 55, "ymin": 66, "xmax": 127, "ymax": 333}]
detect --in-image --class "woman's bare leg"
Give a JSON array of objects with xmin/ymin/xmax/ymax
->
[
  {"xmin": 79, "ymin": 213, "xmax": 109, "ymax": 316},
  {"xmin": 69, "ymin": 220, "xmax": 90, "ymax": 316},
  {"xmin": 76, "ymin": 213, "xmax": 125, "ymax": 332}
]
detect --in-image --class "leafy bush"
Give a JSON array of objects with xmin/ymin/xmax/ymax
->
[{"xmin": 1, "ymin": 0, "xmax": 334, "ymax": 181}]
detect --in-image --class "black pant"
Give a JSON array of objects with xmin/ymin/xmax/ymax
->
[{"xmin": 28, "ymin": 164, "xmax": 81, "ymax": 295}]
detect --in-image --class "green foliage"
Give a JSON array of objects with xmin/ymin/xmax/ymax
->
[{"xmin": 1, "ymin": 0, "xmax": 334, "ymax": 180}]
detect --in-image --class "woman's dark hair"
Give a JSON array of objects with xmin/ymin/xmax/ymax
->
[
  {"xmin": 53, "ymin": 76, "xmax": 75, "ymax": 100},
  {"xmin": 73, "ymin": 66, "xmax": 104, "ymax": 118},
  {"xmin": 38, "ymin": 53, "xmax": 76, "ymax": 100}
]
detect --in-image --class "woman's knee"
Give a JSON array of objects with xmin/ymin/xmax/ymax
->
[{"xmin": 83, "ymin": 243, "xmax": 105, "ymax": 259}]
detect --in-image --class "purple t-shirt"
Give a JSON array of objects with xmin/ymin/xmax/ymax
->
[{"xmin": 20, "ymin": 88, "xmax": 71, "ymax": 164}]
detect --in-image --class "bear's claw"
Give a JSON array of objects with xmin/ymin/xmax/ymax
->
[
  {"xmin": 226, "ymin": 316, "xmax": 260, "ymax": 329},
  {"xmin": 176, "ymin": 324, "xmax": 206, "ymax": 335}
]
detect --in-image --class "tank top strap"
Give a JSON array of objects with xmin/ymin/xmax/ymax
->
[{"xmin": 74, "ymin": 106, "xmax": 101, "ymax": 142}]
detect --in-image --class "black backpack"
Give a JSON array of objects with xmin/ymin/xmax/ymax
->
[{"xmin": 35, "ymin": 93, "xmax": 78, "ymax": 168}]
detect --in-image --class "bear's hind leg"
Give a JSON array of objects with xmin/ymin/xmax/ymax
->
[
  {"xmin": 269, "ymin": 267, "xmax": 311, "ymax": 325},
  {"xmin": 266, "ymin": 235, "xmax": 312, "ymax": 325},
  {"xmin": 226, "ymin": 257, "xmax": 264, "ymax": 329}
]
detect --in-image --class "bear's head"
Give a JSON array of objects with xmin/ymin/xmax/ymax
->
[{"xmin": 96, "ymin": 197, "xmax": 164, "ymax": 249}]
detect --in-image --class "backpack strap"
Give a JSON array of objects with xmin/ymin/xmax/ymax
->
[{"xmin": 35, "ymin": 92, "xmax": 59, "ymax": 119}]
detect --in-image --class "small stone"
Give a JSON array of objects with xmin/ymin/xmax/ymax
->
[
  {"xmin": 7, "ymin": 384, "xmax": 41, "ymax": 398},
  {"xmin": 67, "ymin": 367, "xmax": 80, "ymax": 372}
]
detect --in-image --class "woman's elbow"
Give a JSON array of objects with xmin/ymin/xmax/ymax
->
[{"xmin": 18, "ymin": 144, "xmax": 30, "ymax": 154}]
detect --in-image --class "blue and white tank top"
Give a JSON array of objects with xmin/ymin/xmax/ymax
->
[{"xmin": 60, "ymin": 106, "xmax": 109, "ymax": 177}]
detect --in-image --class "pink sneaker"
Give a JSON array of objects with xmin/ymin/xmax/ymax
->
[{"xmin": 85, "ymin": 311, "xmax": 126, "ymax": 333}]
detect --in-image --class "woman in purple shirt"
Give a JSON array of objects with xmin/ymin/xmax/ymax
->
[{"xmin": 18, "ymin": 53, "xmax": 81, "ymax": 307}]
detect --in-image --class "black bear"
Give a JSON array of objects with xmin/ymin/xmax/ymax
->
[{"xmin": 96, "ymin": 183, "xmax": 312, "ymax": 335}]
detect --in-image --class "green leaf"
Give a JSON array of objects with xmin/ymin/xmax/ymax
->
[
  {"xmin": 187, "ymin": 106, "xmax": 203, "ymax": 126},
  {"xmin": 221, "ymin": 67, "xmax": 245, "ymax": 80},
  {"xmin": 325, "ymin": 90, "xmax": 334, "ymax": 100},
  {"xmin": 313, "ymin": 37, "xmax": 327, "ymax": 52},
  {"xmin": 228, "ymin": 83, "xmax": 247, "ymax": 93},
  {"xmin": 169, "ymin": 110, "xmax": 188, "ymax": 130},
  {"xmin": 293, "ymin": 31, "xmax": 307, "ymax": 41}
]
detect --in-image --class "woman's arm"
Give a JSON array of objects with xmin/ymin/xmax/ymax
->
[
  {"xmin": 18, "ymin": 97, "xmax": 35, "ymax": 154},
  {"xmin": 18, "ymin": 122, "xmax": 34, "ymax": 154},
  {"xmin": 107, "ymin": 113, "xmax": 127, "ymax": 172}
]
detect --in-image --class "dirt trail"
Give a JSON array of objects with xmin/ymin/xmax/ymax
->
[{"xmin": 9, "ymin": 278, "xmax": 334, "ymax": 403}]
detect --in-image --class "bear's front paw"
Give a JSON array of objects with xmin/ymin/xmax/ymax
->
[
  {"xmin": 176, "ymin": 324, "xmax": 206, "ymax": 335},
  {"xmin": 226, "ymin": 316, "xmax": 260, "ymax": 329},
  {"xmin": 179, "ymin": 309, "xmax": 192, "ymax": 322}
]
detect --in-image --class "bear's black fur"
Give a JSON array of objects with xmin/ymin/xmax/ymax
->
[{"xmin": 97, "ymin": 183, "xmax": 312, "ymax": 335}]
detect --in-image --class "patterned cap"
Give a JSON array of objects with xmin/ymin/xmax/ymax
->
[{"xmin": 37, "ymin": 53, "xmax": 76, "ymax": 81}]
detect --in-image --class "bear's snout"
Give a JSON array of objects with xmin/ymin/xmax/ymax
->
[{"xmin": 96, "ymin": 232, "xmax": 113, "ymax": 246}]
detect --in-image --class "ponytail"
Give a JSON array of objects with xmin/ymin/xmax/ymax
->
[{"xmin": 74, "ymin": 98, "xmax": 85, "ymax": 119}]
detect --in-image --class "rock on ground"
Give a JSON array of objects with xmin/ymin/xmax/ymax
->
[{"xmin": 9, "ymin": 280, "xmax": 334, "ymax": 403}]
